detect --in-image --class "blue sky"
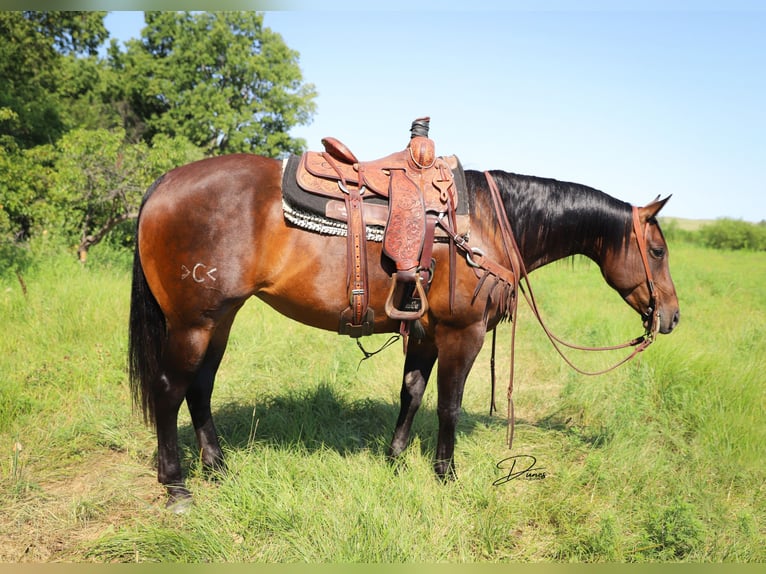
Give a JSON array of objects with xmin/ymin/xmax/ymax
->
[{"xmin": 104, "ymin": 6, "xmax": 765, "ymax": 222}]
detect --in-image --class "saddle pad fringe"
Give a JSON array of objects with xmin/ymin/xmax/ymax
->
[{"xmin": 282, "ymin": 198, "xmax": 385, "ymax": 242}]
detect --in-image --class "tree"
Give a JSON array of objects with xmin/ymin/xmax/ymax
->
[
  {"xmin": 51, "ymin": 128, "xmax": 203, "ymax": 261},
  {"xmin": 0, "ymin": 139, "xmax": 57, "ymax": 240},
  {"xmin": 0, "ymin": 11, "xmax": 108, "ymax": 148},
  {"xmin": 699, "ymin": 219, "xmax": 766, "ymax": 251},
  {"xmin": 112, "ymin": 11, "xmax": 316, "ymax": 156},
  {"xmin": 0, "ymin": 11, "xmax": 318, "ymax": 259}
]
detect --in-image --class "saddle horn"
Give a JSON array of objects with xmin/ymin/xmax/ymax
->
[
  {"xmin": 408, "ymin": 117, "xmax": 435, "ymax": 169},
  {"xmin": 410, "ymin": 117, "xmax": 430, "ymax": 138}
]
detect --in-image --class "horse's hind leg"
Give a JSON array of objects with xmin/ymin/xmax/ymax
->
[
  {"xmin": 154, "ymin": 325, "xmax": 215, "ymax": 509},
  {"xmin": 387, "ymin": 339, "xmax": 438, "ymax": 461},
  {"xmin": 185, "ymin": 307, "xmax": 242, "ymax": 474}
]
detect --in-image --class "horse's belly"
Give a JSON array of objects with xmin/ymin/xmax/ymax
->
[
  {"xmin": 253, "ymin": 239, "xmax": 490, "ymax": 337},
  {"xmin": 255, "ymin": 265, "xmax": 400, "ymax": 334}
]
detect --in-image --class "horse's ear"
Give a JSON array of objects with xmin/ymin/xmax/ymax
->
[{"xmin": 639, "ymin": 195, "xmax": 671, "ymax": 221}]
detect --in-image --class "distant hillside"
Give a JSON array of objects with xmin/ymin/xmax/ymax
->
[{"xmin": 659, "ymin": 217, "xmax": 716, "ymax": 231}]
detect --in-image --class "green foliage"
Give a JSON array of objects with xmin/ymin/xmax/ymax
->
[
  {"xmin": 643, "ymin": 499, "xmax": 705, "ymax": 559},
  {"xmin": 663, "ymin": 217, "xmax": 766, "ymax": 251},
  {"xmin": 0, "ymin": 12, "xmax": 108, "ymax": 148},
  {"xmin": 55, "ymin": 53, "xmax": 124, "ymax": 133},
  {"xmin": 51, "ymin": 127, "xmax": 203, "ymax": 258},
  {"xmin": 698, "ymin": 218, "xmax": 766, "ymax": 251},
  {"xmin": 21, "ymin": 11, "xmax": 109, "ymax": 56},
  {"xmin": 0, "ymin": 129, "xmax": 202, "ymax": 259},
  {"xmin": 113, "ymin": 11, "xmax": 316, "ymax": 156},
  {"xmin": 0, "ymin": 139, "xmax": 58, "ymax": 241},
  {"xmin": 0, "ymin": 10, "xmax": 316, "ymax": 257},
  {"xmin": 656, "ymin": 218, "xmax": 695, "ymax": 245}
]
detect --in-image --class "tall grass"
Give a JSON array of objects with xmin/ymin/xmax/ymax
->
[{"xmin": 1, "ymin": 242, "xmax": 763, "ymax": 562}]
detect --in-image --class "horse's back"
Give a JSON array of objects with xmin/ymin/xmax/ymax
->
[{"xmin": 143, "ymin": 154, "xmax": 280, "ymax": 208}]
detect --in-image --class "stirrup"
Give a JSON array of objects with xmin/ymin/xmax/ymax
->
[{"xmin": 384, "ymin": 272, "xmax": 429, "ymax": 321}]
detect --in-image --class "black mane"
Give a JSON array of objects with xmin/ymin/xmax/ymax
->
[{"xmin": 466, "ymin": 170, "xmax": 633, "ymax": 268}]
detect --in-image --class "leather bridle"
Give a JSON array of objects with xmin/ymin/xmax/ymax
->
[
  {"xmin": 436, "ymin": 172, "xmax": 662, "ymax": 448},
  {"xmin": 632, "ymin": 205, "xmax": 661, "ymax": 338}
]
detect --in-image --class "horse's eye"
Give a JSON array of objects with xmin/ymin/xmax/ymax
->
[{"xmin": 650, "ymin": 247, "xmax": 665, "ymax": 258}]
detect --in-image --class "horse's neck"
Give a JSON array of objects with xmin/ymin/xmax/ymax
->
[
  {"xmin": 523, "ymin": 214, "xmax": 606, "ymax": 270},
  {"xmin": 503, "ymin": 179, "xmax": 618, "ymax": 272}
]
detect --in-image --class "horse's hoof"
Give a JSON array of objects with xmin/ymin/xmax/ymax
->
[
  {"xmin": 386, "ymin": 454, "xmax": 408, "ymax": 476},
  {"xmin": 166, "ymin": 495, "xmax": 192, "ymax": 514},
  {"xmin": 434, "ymin": 461, "xmax": 457, "ymax": 482},
  {"xmin": 165, "ymin": 487, "xmax": 193, "ymax": 514}
]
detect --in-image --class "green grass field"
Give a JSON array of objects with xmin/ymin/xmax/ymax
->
[{"xmin": 1, "ymin": 241, "xmax": 764, "ymax": 562}]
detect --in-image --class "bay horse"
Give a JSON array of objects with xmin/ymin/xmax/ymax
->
[{"xmin": 128, "ymin": 153, "xmax": 679, "ymax": 508}]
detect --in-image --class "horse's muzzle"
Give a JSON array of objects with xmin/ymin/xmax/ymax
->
[
  {"xmin": 645, "ymin": 308, "xmax": 680, "ymax": 335},
  {"xmin": 664, "ymin": 308, "xmax": 681, "ymax": 334}
]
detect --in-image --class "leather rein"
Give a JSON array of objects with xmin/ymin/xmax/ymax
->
[{"xmin": 436, "ymin": 171, "xmax": 661, "ymax": 448}]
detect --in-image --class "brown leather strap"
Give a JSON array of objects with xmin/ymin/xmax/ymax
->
[
  {"xmin": 632, "ymin": 206, "xmax": 656, "ymax": 305},
  {"xmin": 420, "ymin": 213, "xmax": 438, "ymax": 281},
  {"xmin": 483, "ymin": 171, "xmax": 518, "ymax": 278},
  {"xmin": 323, "ymin": 152, "xmax": 372, "ymax": 337},
  {"xmin": 347, "ymin": 183, "xmax": 368, "ymax": 323},
  {"xmin": 483, "ymin": 172, "xmax": 521, "ymax": 448},
  {"xmin": 438, "ymin": 162, "xmax": 458, "ymax": 314}
]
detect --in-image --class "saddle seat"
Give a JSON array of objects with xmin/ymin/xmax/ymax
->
[{"xmin": 293, "ymin": 117, "xmax": 463, "ymax": 339}]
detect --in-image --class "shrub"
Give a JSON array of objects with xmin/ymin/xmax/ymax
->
[
  {"xmin": 660, "ymin": 219, "xmax": 696, "ymax": 245},
  {"xmin": 698, "ymin": 219, "xmax": 766, "ymax": 251}
]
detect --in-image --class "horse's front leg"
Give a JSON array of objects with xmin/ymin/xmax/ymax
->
[
  {"xmin": 387, "ymin": 337, "xmax": 439, "ymax": 461},
  {"xmin": 433, "ymin": 322, "xmax": 486, "ymax": 480}
]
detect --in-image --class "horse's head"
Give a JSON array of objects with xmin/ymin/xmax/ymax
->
[{"xmin": 602, "ymin": 197, "xmax": 680, "ymax": 335}]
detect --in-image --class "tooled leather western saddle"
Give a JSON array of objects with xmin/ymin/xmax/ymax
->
[{"xmin": 289, "ymin": 117, "xmax": 466, "ymax": 338}]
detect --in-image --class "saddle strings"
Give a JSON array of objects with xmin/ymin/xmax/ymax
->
[{"xmin": 355, "ymin": 335, "xmax": 401, "ymax": 371}]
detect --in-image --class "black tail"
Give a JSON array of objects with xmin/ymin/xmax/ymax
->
[{"xmin": 128, "ymin": 177, "xmax": 166, "ymax": 428}]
